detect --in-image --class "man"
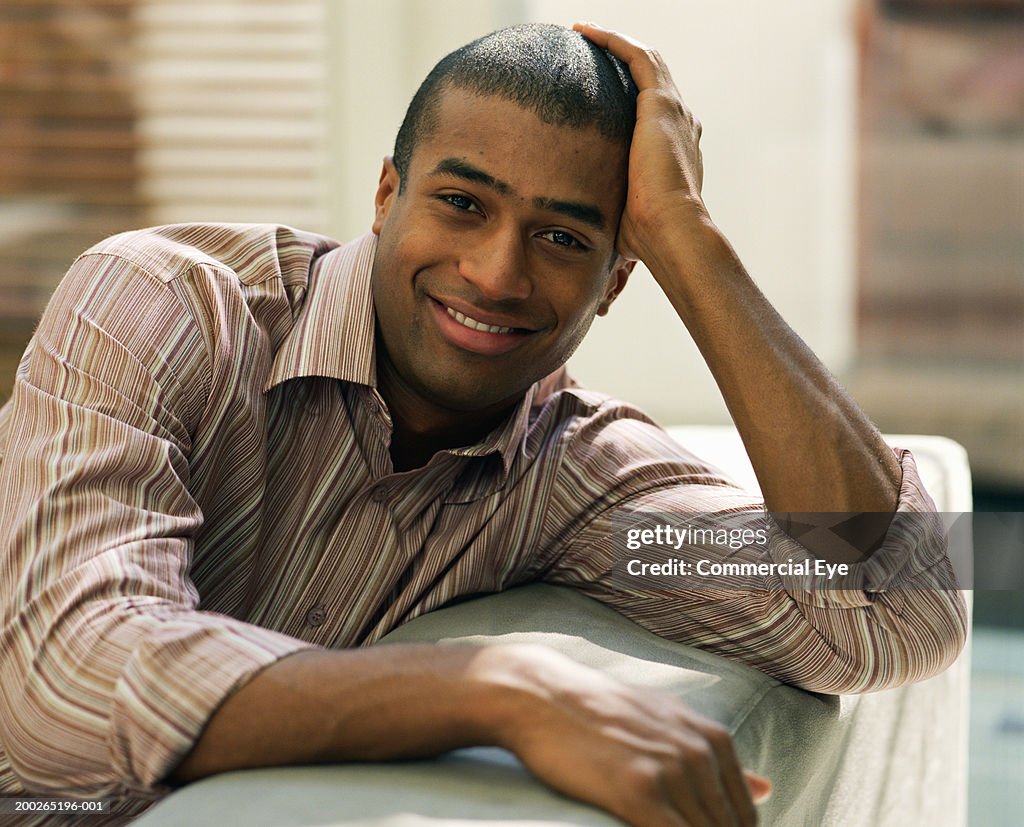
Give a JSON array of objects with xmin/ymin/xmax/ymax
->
[{"xmin": 0, "ymin": 21, "xmax": 964, "ymax": 827}]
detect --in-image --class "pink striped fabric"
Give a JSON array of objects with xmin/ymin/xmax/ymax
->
[{"xmin": 0, "ymin": 224, "xmax": 967, "ymax": 822}]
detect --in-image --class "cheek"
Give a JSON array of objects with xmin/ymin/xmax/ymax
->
[
  {"xmin": 560, "ymin": 309, "xmax": 599, "ymax": 353},
  {"xmin": 374, "ymin": 232, "xmax": 424, "ymax": 300},
  {"xmin": 553, "ymin": 273, "xmax": 613, "ymax": 324},
  {"xmin": 545, "ymin": 281, "xmax": 607, "ymax": 352},
  {"xmin": 378, "ymin": 213, "xmax": 452, "ymax": 278}
]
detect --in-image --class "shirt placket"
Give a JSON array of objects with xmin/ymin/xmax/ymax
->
[{"xmin": 281, "ymin": 385, "xmax": 414, "ymax": 645}]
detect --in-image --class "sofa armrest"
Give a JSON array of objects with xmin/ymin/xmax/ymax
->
[{"xmin": 661, "ymin": 425, "xmax": 972, "ymax": 511}]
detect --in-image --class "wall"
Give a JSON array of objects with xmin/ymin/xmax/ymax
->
[
  {"xmin": 850, "ymin": 4, "xmax": 1024, "ymax": 487},
  {"xmin": 325, "ymin": 0, "xmax": 526, "ymax": 238}
]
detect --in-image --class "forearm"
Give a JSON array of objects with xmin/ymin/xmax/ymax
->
[
  {"xmin": 169, "ymin": 643, "xmax": 511, "ymax": 782},
  {"xmin": 643, "ymin": 213, "xmax": 900, "ymax": 529},
  {"xmin": 159, "ymin": 629, "xmax": 774, "ymax": 827}
]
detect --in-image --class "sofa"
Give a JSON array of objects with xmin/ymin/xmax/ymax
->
[{"xmin": 135, "ymin": 426, "xmax": 973, "ymax": 827}]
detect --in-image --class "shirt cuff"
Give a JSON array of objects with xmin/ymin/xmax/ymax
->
[{"xmin": 764, "ymin": 448, "xmax": 957, "ymax": 609}]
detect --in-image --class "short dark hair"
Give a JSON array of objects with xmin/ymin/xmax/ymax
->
[{"xmin": 392, "ymin": 23, "xmax": 637, "ymax": 189}]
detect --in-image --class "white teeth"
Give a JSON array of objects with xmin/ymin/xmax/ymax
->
[{"xmin": 446, "ymin": 306, "xmax": 514, "ymax": 335}]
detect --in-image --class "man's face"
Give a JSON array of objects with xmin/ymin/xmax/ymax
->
[{"xmin": 371, "ymin": 86, "xmax": 632, "ymax": 422}]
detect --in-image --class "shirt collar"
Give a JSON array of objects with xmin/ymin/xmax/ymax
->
[
  {"xmin": 439, "ymin": 366, "xmax": 574, "ymax": 478},
  {"xmin": 443, "ymin": 382, "xmax": 539, "ymax": 472},
  {"xmin": 265, "ymin": 232, "xmax": 379, "ymax": 392},
  {"xmin": 264, "ymin": 231, "xmax": 566, "ymax": 478}
]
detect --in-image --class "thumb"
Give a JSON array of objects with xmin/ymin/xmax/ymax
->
[{"xmin": 744, "ymin": 770, "xmax": 773, "ymax": 804}]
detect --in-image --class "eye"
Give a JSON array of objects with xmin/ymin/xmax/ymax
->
[
  {"xmin": 438, "ymin": 193, "xmax": 482, "ymax": 214},
  {"xmin": 539, "ymin": 230, "xmax": 589, "ymax": 252}
]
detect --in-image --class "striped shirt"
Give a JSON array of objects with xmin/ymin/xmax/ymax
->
[{"xmin": 0, "ymin": 224, "xmax": 967, "ymax": 821}]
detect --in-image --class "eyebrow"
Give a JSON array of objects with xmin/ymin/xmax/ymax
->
[
  {"xmin": 532, "ymin": 197, "xmax": 606, "ymax": 232},
  {"xmin": 429, "ymin": 157, "xmax": 607, "ymax": 232},
  {"xmin": 431, "ymin": 158, "xmax": 511, "ymax": 195}
]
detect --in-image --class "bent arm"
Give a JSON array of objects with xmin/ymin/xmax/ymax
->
[
  {"xmin": 543, "ymin": 411, "xmax": 966, "ymax": 694},
  {"xmin": 0, "ymin": 250, "xmax": 314, "ymax": 795},
  {"xmin": 172, "ymin": 640, "xmax": 770, "ymax": 827},
  {"xmin": 576, "ymin": 23, "xmax": 901, "ymax": 561}
]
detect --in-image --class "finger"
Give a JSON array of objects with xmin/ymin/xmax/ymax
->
[
  {"xmin": 573, "ymin": 20, "xmax": 648, "ymax": 52},
  {"xmin": 571, "ymin": 21, "xmax": 668, "ymax": 91},
  {"xmin": 687, "ymin": 721, "xmax": 756, "ymax": 827},
  {"xmin": 670, "ymin": 737, "xmax": 738, "ymax": 827},
  {"xmin": 661, "ymin": 769, "xmax": 718, "ymax": 827}
]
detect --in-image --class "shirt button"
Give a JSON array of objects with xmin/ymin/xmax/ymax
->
[
  {"xmin": 305, "ymin": 605, "xmax": 326, "ymax": 627},
  {"xmin": 371, "ymin": 486, "xmax": 389, "ymax": 504}
]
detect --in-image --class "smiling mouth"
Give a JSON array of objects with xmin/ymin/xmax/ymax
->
[{"xmin": 444, "ymin": 305, "xmax": 524, "ymax": 335}]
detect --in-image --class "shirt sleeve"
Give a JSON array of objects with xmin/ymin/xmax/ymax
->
[
  {"xmin": 543, "ymin": 411, "xmax": 968, "ymax": 695},
  {"xmin": 0, "ymin": 250, "xmax": 315, "ymax": 799}
]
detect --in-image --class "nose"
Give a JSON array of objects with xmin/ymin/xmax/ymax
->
[{"xmin": 457, "ymin": 224, "xmax": 532, "ymax": 303}]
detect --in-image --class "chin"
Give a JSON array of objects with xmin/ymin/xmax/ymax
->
[{"xmin": 419, "ymin": 372, "xmax": 528, "ymax": 415}]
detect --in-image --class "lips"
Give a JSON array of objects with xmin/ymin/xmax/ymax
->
[
  {"xmin": 428, "ymin": 297, "xmax": 536, "ymax": 356},
  {"xmin": 445, "ymin": 306, "xmax": 516, "ymax": 335}
]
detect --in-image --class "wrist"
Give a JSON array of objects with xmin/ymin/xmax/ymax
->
[
  {"xmin": 628, "ymin": 200, "xmax": 717, "ymax": 269},
  {"xmin": 461, "ymin": 643, "xmax": 562, "ymax": 753},
  {"xmin": 641, "ymin": 214, "xmax": 740, "ymax": 309}
]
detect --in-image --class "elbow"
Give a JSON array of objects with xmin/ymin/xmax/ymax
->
[
  {"xmin": 0, "ymin": 668, "xmax": 123, "ymax": 797},
  {"xmin": 882, "ymin": 587, "xmax": 969, "ymax": 690},
  {"xmin": 807, "ymin": 589, "xmax": 969, "ymax": 695},
  {"xmin": 0, "ymin": 606, "xmax": 134, "ymax": 797}
]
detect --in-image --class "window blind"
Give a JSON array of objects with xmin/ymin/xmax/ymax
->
[{"xmin": 134, "ymin": 0, "xmax": 329, "ymax": 230}]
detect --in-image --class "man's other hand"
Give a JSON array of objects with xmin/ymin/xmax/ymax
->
[{"xmin": 474, "ymin": 643, "xmax": 772, "ymax": 827}]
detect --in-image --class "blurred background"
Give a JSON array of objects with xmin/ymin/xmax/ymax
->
[{"xmin": 0, "ymin": 0, "xmax": 1021, "ymax": 823}]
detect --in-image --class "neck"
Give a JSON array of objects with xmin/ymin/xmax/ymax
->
[{"xmin": 376, "ymin": 349, "xmax": 517, "ymax": 473}]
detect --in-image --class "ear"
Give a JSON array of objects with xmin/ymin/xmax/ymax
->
[
  {"xmin": 596, "ymin": 257, "xmax": 635, "ymax": 316},
  {"xmin": 372, "ymin": 156, "xmax": 401, "ymax": 235}
]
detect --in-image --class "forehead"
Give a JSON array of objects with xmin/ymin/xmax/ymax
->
[{"xmin": 412, "ymin": 86, "xmax": 629, "ymax": 206}]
